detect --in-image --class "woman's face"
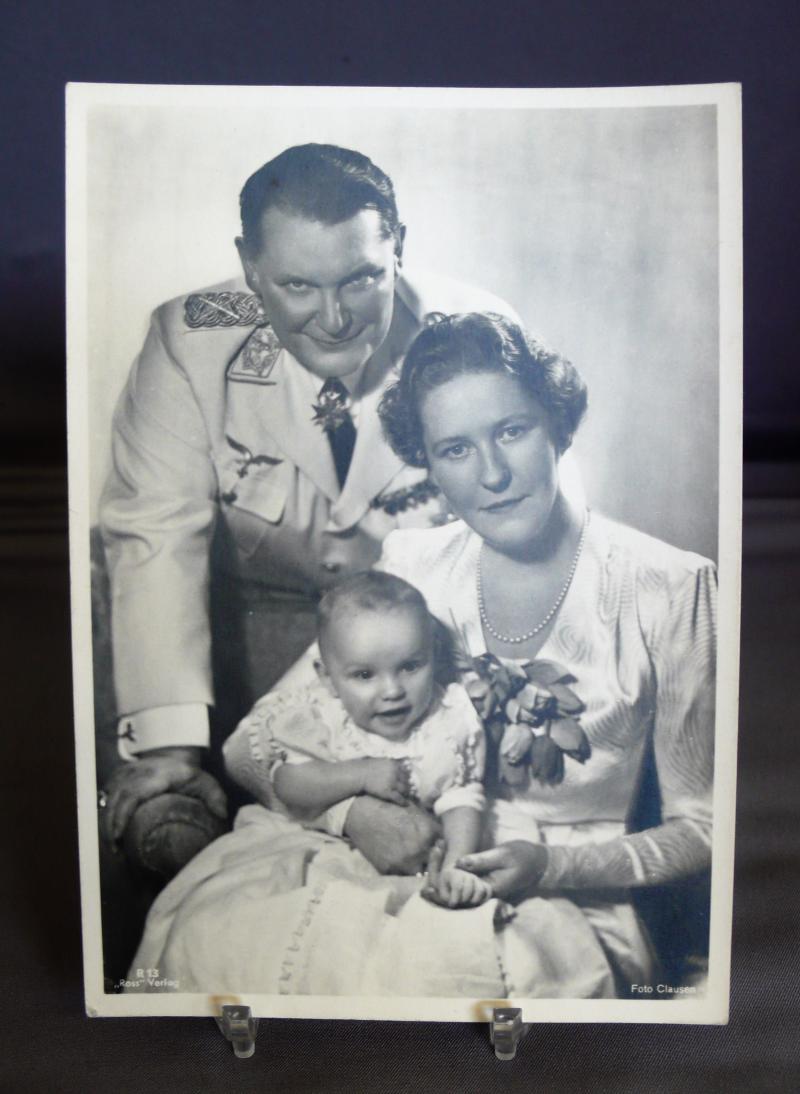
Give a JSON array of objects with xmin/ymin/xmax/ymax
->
[{"xmin": 421, "ymin": 370, "xmax": 560, "ymax": 555}]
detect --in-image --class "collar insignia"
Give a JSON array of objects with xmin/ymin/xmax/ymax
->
[{"xmin": 227, "ymin": 324, "xmax": 283, "ymax": 384}]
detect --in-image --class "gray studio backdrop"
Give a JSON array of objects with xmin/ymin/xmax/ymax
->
[{"xmin": 85, "ymin": 100, "xmax": 718, "ymax": 561}]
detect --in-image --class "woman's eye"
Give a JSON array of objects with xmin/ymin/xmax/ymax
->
[
  {"xmin": 498, "ymin": 424, "xmax": 526, "ymax": 442},
  {"xmin": 441, "ymin": 443, "xmax": 470, "ymax": 460}
]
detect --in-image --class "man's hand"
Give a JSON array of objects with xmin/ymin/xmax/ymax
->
[
  {"xmin": 344, "ymin": 796, "xmax": 440, "ymax": 875},
  {"xmin": 100, "ymin": 746, "xmax": 227, "ymax": 845},
  {"xmin": 454, "ymin": 840, "xmax": 549, "ymax": 901},
  {"xmin": 360, "ymin": 758, "xmax": 411, "ymax": 806}
]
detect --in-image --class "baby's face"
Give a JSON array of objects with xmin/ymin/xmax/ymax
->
[{"xmin": 319, "ymin": 605, "xmax": 436, "ymax": 741}]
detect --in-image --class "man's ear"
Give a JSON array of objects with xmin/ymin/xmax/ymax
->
[
  {"xmin": 393, "ymin": 223, "xmax": 407, "ymax": 266},
  {"xmin": 314, "ymin": 658, "xmax": 337, "ymax": 697},
  {"xmin": 235, "ymin": 236, "xmax": 261, "ymax": 295}
]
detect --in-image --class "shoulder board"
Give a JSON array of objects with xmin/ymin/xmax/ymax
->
[{"xmin": 184, "ymin": 291, "xmax": 264, "ymax": 328}]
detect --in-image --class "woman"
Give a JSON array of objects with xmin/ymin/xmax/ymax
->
[
  {"xmin": 129, "ymin": 312, "xmax": 714, "ymax": 1000},
  {"xmin": 378, "ymin": 311, "xmax": 715, "ymax": 988}
]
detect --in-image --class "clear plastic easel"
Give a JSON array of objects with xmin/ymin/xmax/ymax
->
[{"xmin": 215, "ymin": 1004, "xmax": 529, "ymax": 1061}]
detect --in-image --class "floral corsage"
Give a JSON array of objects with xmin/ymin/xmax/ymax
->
[{"xmin": 461, "ymin": 654, "xmax": 590, "ymax": 788}]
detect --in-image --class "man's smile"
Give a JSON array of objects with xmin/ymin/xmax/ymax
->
[{"xmin": 306, "ymin": 327, "xmax": 365, "ymax": 349}]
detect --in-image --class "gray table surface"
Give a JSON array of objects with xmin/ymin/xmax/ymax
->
[{"xmin": 1, "ymin": 497, "xmax": 797, "ymax": 1093}]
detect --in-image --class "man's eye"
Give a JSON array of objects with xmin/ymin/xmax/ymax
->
[
  {"xmin": 283, "ymin": 281, "xmax": 310, "ymax": 292},
  {"xmin": 345, "ymin": 271, "xmax": 381, "ymax": 291}
]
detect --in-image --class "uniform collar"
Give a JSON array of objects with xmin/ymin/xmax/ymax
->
[
  {"xmin": 327, "ymin": 289, "xmax": 420, "ymax": 529},
  {"xmin": 224, "ymin": 279, "xmax": 423, "ymax": 515}
]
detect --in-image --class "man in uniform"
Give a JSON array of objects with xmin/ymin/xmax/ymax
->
[{"xmin": 99, "ymin": 143, "xmax": 521, "ymax": 866}]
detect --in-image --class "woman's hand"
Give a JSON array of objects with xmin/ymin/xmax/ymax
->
[
  {"xmin": 454, "ymin": 840, "xmax": 549, "ymax": 901},
  {"xmin": 100, "ymin": 747, "xmax": 228, "ymax": 846},
  {"xmin": 360, "ymin": 758, "xmax": 410, "ymax": 806}
]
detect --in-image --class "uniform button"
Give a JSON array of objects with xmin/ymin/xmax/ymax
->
[{"xmin": 321, "ymin": 561, "xmax": 342, "ymax": 574}]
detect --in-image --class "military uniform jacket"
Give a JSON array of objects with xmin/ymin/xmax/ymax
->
[{"xmin": 101, "ymin": 269, "xmax": 520, "ymax": 738}]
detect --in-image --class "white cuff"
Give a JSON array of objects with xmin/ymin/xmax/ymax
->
[
  {"xmin": 117, "ymin": 703, "xmax": 210, "ymax": 759},
  {"xmin": 434, "ymin": 782, "xmax": 486, "ymax": 817}
]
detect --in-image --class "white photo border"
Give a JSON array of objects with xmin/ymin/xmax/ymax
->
[{"xmin": 67, "ymin": 81, "xmax": 742, "ymax": 1023}]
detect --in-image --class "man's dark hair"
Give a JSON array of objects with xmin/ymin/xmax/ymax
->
[{"xmin": 239, "ymin": 144, "xmax": 401, "ymax": 254}]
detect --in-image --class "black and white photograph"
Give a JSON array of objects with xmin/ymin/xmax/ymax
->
[{"xmin": 66, "ymin": 83, "xmax": 741, "ymax": 1023}]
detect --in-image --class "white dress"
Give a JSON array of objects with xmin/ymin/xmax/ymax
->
[
  {"xmin": 128, "ymin": 511, "xmax": 715, "ymax": 999},
  {"xmin": 380, "ymin": 511, "xmax": 716, "ymax": 986}
]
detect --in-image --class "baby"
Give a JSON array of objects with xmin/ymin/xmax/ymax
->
[{"xmin": 223, "ymin": 571, "xmax": 490, "ymax": 909}]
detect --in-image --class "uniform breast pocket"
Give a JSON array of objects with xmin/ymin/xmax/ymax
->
[{"xmin": 220, "ymin": 459, "xmax": 292, "ymax": 557}]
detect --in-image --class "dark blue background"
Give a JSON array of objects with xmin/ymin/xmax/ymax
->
[
  {"xmin": 1, "ymin": 0, "xmax": 799, "ymax": 469},
  {"xmin": 1, "ymin": 3, "xmax": 798, "ymax": 1091}
]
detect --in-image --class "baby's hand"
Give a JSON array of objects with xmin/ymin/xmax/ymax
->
[
  {"xmin": 361, "ymin": 758, "xmax": 410, "ymax": 806},
  {"xmin": 432, "ymin": 865, "xmax": 493, "ymax": 909}
]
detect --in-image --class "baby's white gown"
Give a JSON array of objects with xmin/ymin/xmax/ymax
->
[{"xmin": 129, "ymin": 681, "xmax": 615, "ymax": 998}]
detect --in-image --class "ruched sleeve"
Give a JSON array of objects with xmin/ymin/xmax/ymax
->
[
  {"xmin": 539, "ymin": 561, "xmax": 717, "ymax": 890},
  {"xmin": 427, "ymin": 685, "xmax": 487, "ymax": 818},
  {"xmin": 223, "ymin": 687, "xmax": 341, "ymax": 816}
]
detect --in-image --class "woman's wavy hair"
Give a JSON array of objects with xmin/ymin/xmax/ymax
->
[{"xmin": 379, "ymin": 312, "xmax": 588, "ymax": 468}]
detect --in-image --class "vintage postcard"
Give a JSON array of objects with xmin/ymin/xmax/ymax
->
[{"xmin": 67, "ymin": 83, "xmax": 742, "ymax": 1023}]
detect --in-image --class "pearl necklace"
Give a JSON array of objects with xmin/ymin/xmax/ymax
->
[{"xmin": 477, "ymin": 509, "xmax": 589, "ymax": 644}]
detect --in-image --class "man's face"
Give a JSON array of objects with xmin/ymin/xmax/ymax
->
[{"xmin": 238, "ymin": 207, "xmax": 400, "ymax": 380}]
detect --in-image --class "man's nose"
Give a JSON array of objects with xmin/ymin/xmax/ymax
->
[
  {"xmin": 316, "ymin": 291, "xmax": 350, "ymax": 337},
  {"xmin": 479, "ymin": 443, "xmax": 512, "ymax": 493}
]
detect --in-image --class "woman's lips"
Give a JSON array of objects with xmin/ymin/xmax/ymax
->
[{"xmin": 480, "ymin": 496, "xmax": 527, "ymax": 513}]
